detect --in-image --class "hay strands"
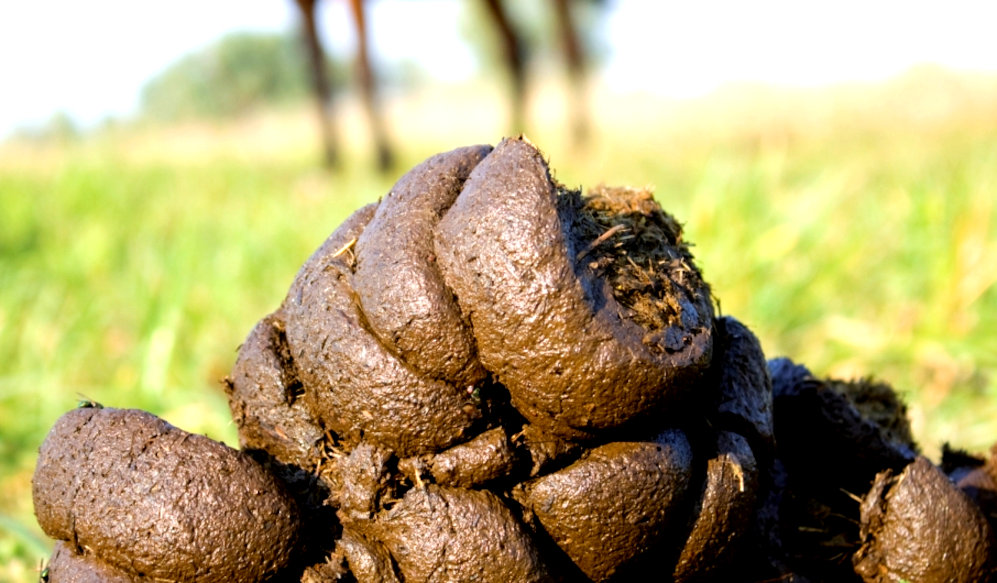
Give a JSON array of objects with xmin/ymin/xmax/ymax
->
[{"xmin": 576, "ymin": 224, "xmax": 627, "ymax": 261}]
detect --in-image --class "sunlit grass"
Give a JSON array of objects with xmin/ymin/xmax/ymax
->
[
  {"xmin": 1, "ymin": 69, "xmax": 995, "ymax": 575},
  {"xmin": 0, "ymin": 140, "xmax": 402, "ymax": 578}
]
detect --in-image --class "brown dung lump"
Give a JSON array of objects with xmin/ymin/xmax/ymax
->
[
  {"xmin": 44, "ymin": 542, "xmax": 133, "ymax": 583},
  {"xmin": 32, "ymin": 407, "xmax": 299, "ymax": 583},
  {"xmin": 434, "ymin": 139, "xmax": 715, "ymax": 439},
  {"xmin": 853, "ymin": 457, "xmax": 997, "ymax": 583},
  {"xmin": 32, "ymin": 138, "xmax": 997, "ymax": 582},
  {"xmin": 519, "ymin": 429, "xmax": 694, "ymax": 581}
]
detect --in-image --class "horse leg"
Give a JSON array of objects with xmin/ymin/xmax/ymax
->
[
  {"xmin": 551, "ymin": 0, "xmax": 589, "ymax": 145},
  {"xmin": 295, "ymin": 0, "xmax": 338, "ymax": 168},
  {"xmin": 480, "ymin": 0, "xmax": 528, "ymax": 135},
  {"xmin": 348, "ymin": 0, "xmax": 394, "ymax": 172}
]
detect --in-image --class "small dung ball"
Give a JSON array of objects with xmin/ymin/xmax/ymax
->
[{"xmin": 853, "ymin": 456, "xmax": 996, "ymax": 583}]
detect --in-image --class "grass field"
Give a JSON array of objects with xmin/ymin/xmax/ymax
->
[{"xmin": 2, "ymin": 68, "xmax": 996, "ymax": 579}]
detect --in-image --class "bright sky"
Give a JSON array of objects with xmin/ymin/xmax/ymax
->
[{"xmin": 2, "ymin": 0, "xmax": 996, "ymax": 137}]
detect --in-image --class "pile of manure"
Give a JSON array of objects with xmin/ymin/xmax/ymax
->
[{"xmin": 32, "ymin": 138, "xmax": 997, "ymax": 582}]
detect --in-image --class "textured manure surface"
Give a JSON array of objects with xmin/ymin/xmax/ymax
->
[
  {"xmin": 560, "ymin": 184, "xmax": 703, "ymax": 333},
  {"xmin": 30, "ymin": 138, "xmax": 997, "ymax": 583}
]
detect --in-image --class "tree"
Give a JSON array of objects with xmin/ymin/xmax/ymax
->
[{"xmin": 140, "ymin": 31, "xmax": 333, "ymax": 121}]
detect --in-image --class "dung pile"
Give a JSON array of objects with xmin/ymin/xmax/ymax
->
[{"xmin": 32, "ymin": 138, "xmax": 997, "ymax": 582}]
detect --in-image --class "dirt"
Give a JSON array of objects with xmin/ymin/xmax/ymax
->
[{"xmin": 32, "ymin": 137, "xmax": 997, "ymax": 582}]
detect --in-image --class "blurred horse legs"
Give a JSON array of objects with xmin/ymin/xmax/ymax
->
[
  {"xmin": 293, "ymin": 0, "xmax": 395, "ymax": 172},
  {"xmin": 295, "ymin": 0, "xmax": 339, "ymax": 168},
  {"xmin": 552, "ymin": 0, "xmax": 589, "ymax": 145},
  {"xmin": 348, "ymin": 0, "xmax": 394, "ymax": 171},
  {"xmin": 480, "ymin": 0, "xmax": 528, "ymax": 135},
  {"xmin": 292, "ymin": 0, "xmax": 590, "ymax": 169},
  {"xmin": 480, "ymin": 0, "xmax": 590, "ymax": 146}
]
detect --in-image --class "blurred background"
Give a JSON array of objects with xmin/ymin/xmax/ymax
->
[{"xmin": 2, "ymin": 0, "xmax": 996, "ymax": 578}]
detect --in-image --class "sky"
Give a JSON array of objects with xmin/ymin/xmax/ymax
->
[{"xmin": 2, "ymin": 0, "xmax": 996, "ymax": 137}]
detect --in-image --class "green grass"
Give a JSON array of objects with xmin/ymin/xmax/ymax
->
[
  {"xmin": 1, "ymin": 75, "xmax": 995, "ymax": 577},
  {"xmin": 0, "ymin": 133, "xmax": 401, "ymax": 579}
]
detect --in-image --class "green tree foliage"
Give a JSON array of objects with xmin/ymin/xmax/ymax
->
[{"xmin": 140, "ymin": 32, "xmax": 323, "ymax": 121}]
